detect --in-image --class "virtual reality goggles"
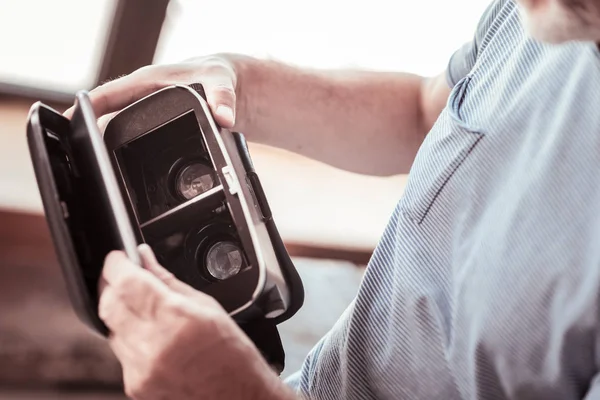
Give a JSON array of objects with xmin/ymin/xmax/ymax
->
[{"xmin": 26, "ymin": 84, "xmax": 304, "ymax": 374}]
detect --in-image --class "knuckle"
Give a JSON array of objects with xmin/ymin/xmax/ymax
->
[
  {"xmin": 161, "ymin": 270, "xmax": 176, "ymax": 282},
  {"xmin": 135, "ymin": 64, "xmax": 158, "ymax": 76},
  {"xmin": 113, "ymin": 274, "xmax": 152, "ymax": 305},
  {"xmin": 197, "ymin": 57, "xmax": 236, "ymax": 79},
  {"xmin": 197, "ymin": 303, "xmax": 228, "ymax": 332},
  {"xmin": 115, "ymin": 271, "xmax": 139, "ymax": 292},
  {"xmin": 141, "ymin": 283, "xmax": 168, "ymax": 319},
  {"xmin": 202, "ymin": 293, "xmax": 223, "ymax": 310},
  {"xmin": 104, "ymin": 250, "xmax": 123, "ymax": 265},
  {"xmin": 201, "ymin": 63, "xmax": 225, "ymax": 77},
  {"xmin": 207, "ymin": 84, "xmax": 236, "ymax": 107},
  {"xmin": 162, "ymin": 294, "xmax": 186, "ymax": 316},
  {"xmin": 151, "ymin": 263, "xmax": 175, "ymax": 282},
  {"xmin": 160, "ymin": 55, "xmax": 238, "ymax": 91},
  {"xmin": 212, "ymin": 84, "xmax": 236, "ymax": 96},
  {"xmin": 201, "ymin": 56, "xmax": 231, "ymax": 71}
]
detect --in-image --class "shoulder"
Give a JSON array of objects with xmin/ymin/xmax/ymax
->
[
  {"xmin": 474, "ymin": 0, "xmax": 516, "ymax": 54},
  {"xmin": 446, "ymin": 0, "xmax": 517, "ymax": 87}
]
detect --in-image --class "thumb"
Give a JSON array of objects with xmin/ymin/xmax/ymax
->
[
  {"xmin": 203, "ymin": 80, "xmax": 236, "ymax": 129},
  {"xmin": 137, "ymin": 244, "xmax": 199, "ymax": 298}
]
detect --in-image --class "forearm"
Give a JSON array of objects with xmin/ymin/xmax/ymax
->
[{"xmin": 233, "ymin": 56, "xmax": 432, "ymax": 176}]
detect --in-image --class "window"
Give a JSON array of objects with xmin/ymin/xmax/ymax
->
[
  {"xmin": 154, "ymin": 0, "xmax": 489, "ymax": 76},
  {"xmin": 0, "ymin": 0, "xmax": 117, "ymax": 93},
  {"xmin": 151, "ymin": 0, "xmax": 492, "ymax": 256},
  {"xmin": 1, "ymin": 0, "xmax": 495, "ymax": 259}
]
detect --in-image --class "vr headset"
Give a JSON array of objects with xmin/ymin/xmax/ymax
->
[{"xmin": 26, "ymin": 83, "xmax": 304, "ymax": 374}]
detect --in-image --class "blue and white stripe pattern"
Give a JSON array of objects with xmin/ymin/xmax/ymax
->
[{"xmin": 286, "ymin": 0, "xmax": 600, "ymax": 398}]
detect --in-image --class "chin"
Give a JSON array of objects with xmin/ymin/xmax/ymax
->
[{"xmin": 517, "ymin": 0, "xmax": 600, "ymax": 43}]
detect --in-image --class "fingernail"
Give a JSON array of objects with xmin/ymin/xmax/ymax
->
[{"xmin": 215, "ymin": 105, "xmax": 235, "ymax": 125}]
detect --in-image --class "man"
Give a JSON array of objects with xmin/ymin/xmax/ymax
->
[{"xmin": 65, "ymin": 0, "xmax": 600, "ymax": 398}]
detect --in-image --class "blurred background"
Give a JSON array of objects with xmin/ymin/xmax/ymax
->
[{"xmin": 0, "ymin": 0, "xmax": 486, "ymax": 398}]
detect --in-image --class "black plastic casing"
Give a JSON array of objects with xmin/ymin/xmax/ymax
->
[
  {"xmin": 103, "ymin": 84, "xmax": 304, "ymax": 324},
  {"xmin": 26, "ymin": 97, "xmax": 141, "ymax": 336},
  {"xmin": 26, "ymin": 85, "xmax": 304, "ymax": 337}
]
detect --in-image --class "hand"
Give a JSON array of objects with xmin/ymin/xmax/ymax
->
[
  {"xmin": 99, "ymin": 244, "xmax": 293, "ymax": 400},
  {"xmin": 64, "ymin": 54, "xmax": 244, "ymax": 130}
]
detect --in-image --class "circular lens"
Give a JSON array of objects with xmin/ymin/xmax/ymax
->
[
  {"xmin": 205, "ymin": 241, "xmax": 243, "ymax": 280},
  {"xmin": 176, "ymin": 163, "xmax": 214, "ymax": 200}
]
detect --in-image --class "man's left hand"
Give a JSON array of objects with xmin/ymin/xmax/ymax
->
[{"xmin": 98, "ymin": 244, "xmax": 295, "ymax": 400}]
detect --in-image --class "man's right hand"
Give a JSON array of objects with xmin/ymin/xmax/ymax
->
[
  {"xmin": 64, "ymin": 52, "xmax": 448, "ymax": 176},
  {"xmin": 63, "ymin": 54, "xmax": 243, "ymax": 130}
]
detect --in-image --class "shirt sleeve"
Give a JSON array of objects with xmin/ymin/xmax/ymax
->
[
  {"xmin": 282, "ymin": 302, "xmax": 371, "ymax": 399},
  {"xmin": 446, "ymin": 0, "xmax": 509, "ymax": 87}
]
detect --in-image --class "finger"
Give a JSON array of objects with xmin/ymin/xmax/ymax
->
[
  {"xmin": 98, "ymin": 284, "xmax": 138, "ymax": 333},
  {"xmin": 62, "ymin": 68, "xmax": 159, "ymax": 120},
  {"xmin": 89, "ymin": 70, "xmax": 167, "ymax": 118},
  {"xmin": 97, "ymin": 111, "xmax": 118, "ymax": 134},
  {"xmin": 98, "ymin": 276, "xmax": 109, "ymax": 298},
  {"xmin": 138, "ymin": 244, "xmax": 203, "ymax": 298},
  {"xmin": 67, "ymin": 65, "xmax": 173, "ymax": 120},
  {"xmin": 138, "ymin": 244, "xmax": 172, "ymax": 280},
  {"xmin": 102, "ymin": 250, "xmax": 138, "ymax": 286},
  {"xmin": 63, "ymin": 105, "xmax": 75, "ymax": 119},
  {"xmin": 102, "ymin": 250, "xmax": 170, "ymax": 319},
  {"xmin": 202, "ymin": 78, "xmax": 237, "ymax": 128}
]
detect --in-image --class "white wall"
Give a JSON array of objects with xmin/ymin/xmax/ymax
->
[
  {"xmin": 0, "ymin": 0, "xmax": 490, "ymax": 93},
  {"xmin": 154, "ymin": 0, "xmax": 490, "ymax": 76},
  {"xmin": 0, "ymin": 0, "xmax": 116, "ymax": 92}
]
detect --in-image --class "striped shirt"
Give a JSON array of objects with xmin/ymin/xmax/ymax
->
[{"xmin": 286, "ymin": 0, "xmax": 600, "ymax": 399}]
